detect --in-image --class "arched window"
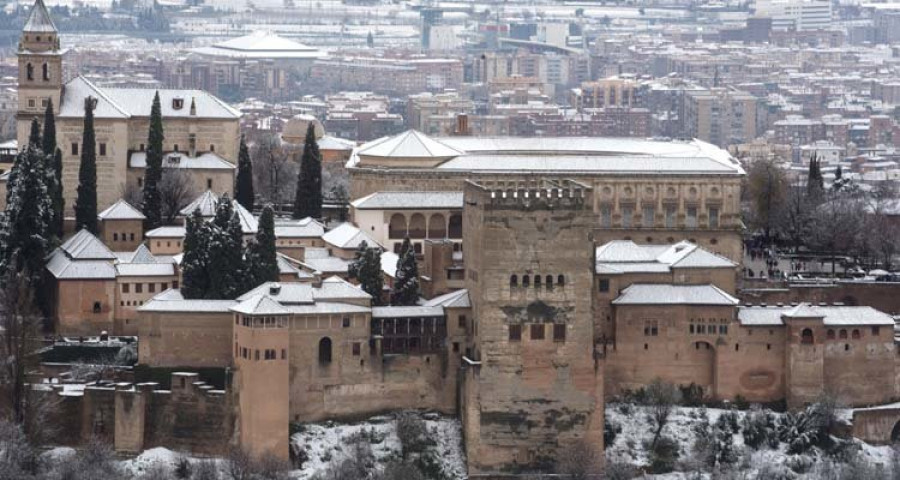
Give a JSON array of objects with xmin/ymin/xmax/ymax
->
[
  {"xmin": 92, "ymin": 302, "xmax": 102, "ymax": 314},
  {"xmin": 557, "ymin": 275, "xmax": 565, "ymax": 286},
  {"xmin": 534, "ymin": 275, "xmax": 541, "ymax": 288},
  {"xmin": 448, "ymin": 214, "xmax": 463, "ymax": 239},
  {"xmin": 546, "ymin": 275, "xmax": 553, "ymax": 288},
  {"xmin": 42, "ymin": 63, "xmax": 49, "ymax": 81},
  {"xmin": 826, "ymin": 329, "xmax": 835, "ymax": 340},
  {"xmin": 26, "ymin": 63, "xmax": 34, "ymax": 81},
  {"xmin": 510, "ymin": 275, "xmax": 518, "ymax": 287},
  {"xmin": 851, "ymin": 329, "xmax": 860, "ymax": 339},
  {"xmin": 428, "ymin": 213, "xmax": 446, "ymax": 239},
  {"xmin": 408, "ymin": 213, "xmax": 426, "ymax": 239},
  {"xmin": 839, "ymin": 329, "xmax": 848, "ymax": 339},
  {"xmin": 800, "ymin": 328, "xmax": 814, "ymax": 345},
  {"xmin": 522, "ymin": 275, "xmax": 530, "ymax": 287},
  {"xmin": 318, "ymin": 337, "xmax": 332, "ymax": 365},
  {"xmin": 388, "ymin": 214, "xmax": 407, "ymax": 239}
]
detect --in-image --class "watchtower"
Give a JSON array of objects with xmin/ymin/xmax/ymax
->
[{"xmin": 17, "ymin": 0, "xmax": 63, "ymax": 146}]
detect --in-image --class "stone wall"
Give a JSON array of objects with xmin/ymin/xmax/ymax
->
[{"xmin": 741, "ymin": 282, "xmax": 900, "ymax": 315}]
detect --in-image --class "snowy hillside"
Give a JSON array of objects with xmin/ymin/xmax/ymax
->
[{"xmin": 606, "ymin": 402, "xmax": 898, "ymax": 479}]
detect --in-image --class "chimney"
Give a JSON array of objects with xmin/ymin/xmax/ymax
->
[
  {"xmin": 455, "ymin": 113, "xmax": 469, "ymax": 136},
  {"xmin": 312, "ymin": 272, "xmax": 323, "ymax": 288},
  {"xmin": 268, "ymin": 283, "xmax": 282, "ymax": 296}
]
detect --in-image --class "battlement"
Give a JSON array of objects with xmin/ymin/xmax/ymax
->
[{"xmin": 464, "ymin": 178, "xmax": 593, "ymax": 211}]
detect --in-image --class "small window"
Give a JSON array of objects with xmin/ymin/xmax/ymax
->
[
  {"xmin": 92, "ymin": 302, "xmax": 101, "ymax": 314},
  {"xmin": 149, "ymin": 283, "xmax": 156, "ymax": 293},
  {"xmin": 122, "ymin": 284, "xmax": 130, "ymax": 293},
  {"xmin": 281, "ymin": 349, "xmax": 286, "ymax": 359},
  {"xmin": 546, "ymin": 275, "xmax": 553, "ymax": 288},
  {"xmin": 135, "ymin": 283, "xmax": 143, "ymax": 293},
  {"xmin": 342, "ymin": 317, "xmax": 351, "ymax": 328},
  {"xmin": 210, "ymin": 144, "xmax": 215, "ymax": 152},
  {"xmin": 458, "ymin": 315, "xmax": 467, "ymax": 330},
  {"xmin": 851, "ymin": 329, "xmax": 860, "ymax": 339},
  {"xmin": 553, "ymin": 324, "xmax": 566, "ymax": 342},
  {"xmin": 71, "ymin": 143, "xmax": 79, "ymax": 156},
  {"xmin": 523, "ymin": 276, "xmax": 530, "ymax": 287},
  {"xmin": 598, "ymin": 279, "xmax": 609, "ymax": 292},
  {"xmin": 113, "ymin": 233, "xmax": 119, "ymax": 241},
  {"xmin": 557, "ymin": 275, "xmax": 565, "ymax": 287},
  {"xmin": 255, "ymin": 350, "xmax": 260, "ymax": 361},
  {"xmin": 530, "ymin": 324, "xmax": 545, "ymax": 340},
  {"xmin": 130, "ymin": 233, "xmax": 135, "ymax": 241},
  {"xmin": 99, "ymin": 143, "xmax": 107, "ymax": 156},
  {"xmin": 839, "ymin": 329, "xmax": 848, "ymax": 339},
  {"xmin": 827, "ymin": 329, "xmax": 835, "ymax": 340},
  {"xmin": 453, "ymin": 342, "xmax": 460, "ymax": 352},
  {"xmin": 27, "ymin": 99, "xmax": 35, "ymax": 108},
  {"xmin": 140, "ymin": 143, "xmax": 145, "ymax": 151},
  {"xmin": 510, "ymin": 275, "xmax": 518, "ymax": 287},
  {"xmin": 174, "ymin": 144, "xmax": 179, "ymax": 152},
  {"xmin": 352, "ymin": 342, "xmax": 361, "ymax": 356},
  {"xmin": 872, "ymin": 326, "xmax": 881, "ymax": 336},
  {"xmin": 207, "ymin": 178, "xmax": 213, "ymax": 189},
  {"xmin": 318, "ymin": 337, "xmax": 332, "ymax": 365},
  {"xmin": 509, "ymin": 324, "xmax": 522, "ymax": 342},
  {"xmin": 138, "ymin": 177, "xmax": 143, "ymax": 188},
  {"xmin": 534, "ymin": 275, "xmax": 541, "ymax": 288}
]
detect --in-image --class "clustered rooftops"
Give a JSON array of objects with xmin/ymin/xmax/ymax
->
[{"xmin": 596, "ymin": 240, "xmax": 736, "ymax": 274}]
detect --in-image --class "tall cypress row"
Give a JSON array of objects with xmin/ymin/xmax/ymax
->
[
  {"xmin": 42, "ymin": 100, "xmax": 63, "ymax": 239},
  {"xmin": 292, "ymin": 124, "xmax": 322, "ymax": 219},
  {"xmin": 247, "ymin": 204, "xmax": 278, "ymax": 288},
  {"xmin": 51, "ymin": 148, "xmax": 64, "ymax": 237},
  {"xmin": 181, "ymin": 209, "xmax": 209, "ymax": 299},
  {"xmin": 28, "ymin": 119, "xmax": 41, "ymax": 149},
  {"xmin": 74, "ymin": 97, "xmax": 98, "ymax": 234},
  {"xmin": 235, "ymin": 135, "xmax": 254, "ymax": 212},
  {"xmin": 42, "ymin": 99, "xmax": 56, "ymax": 156},
  {"xmin": 142, "ymin": 91, "xmax": 164, "ymax": 230}
]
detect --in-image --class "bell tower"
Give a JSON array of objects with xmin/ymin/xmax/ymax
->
[{"xmin": 17, "ymin": 0, "xmax": 63, "ymax": 146}]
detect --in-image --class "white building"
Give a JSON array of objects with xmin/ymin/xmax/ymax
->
[{"xmin": 754, "ymin": 0, "xmax": 832, "ymax": 31}]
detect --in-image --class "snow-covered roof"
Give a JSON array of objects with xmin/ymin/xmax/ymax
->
[
  {"xmin": 145, "ymin": 226, "xmax": 186, "ymax": 238},
  {"xmin": 274, "ymin": 217, "xmax": 326, "ymax": 238},
  {"xmin": 98, "ymin": 199, "xmax": 145, "ymax": 221},
  {"xmin": 302, "ymin": 255, "xmax": 350, "ymax": 274},
  {"xmin": 138, "ymin": 299, "xmax": 237, "ymax": 313},
  {"xmin": 596, "ymin": 240, "xmax": 736, "ymax": 275},
  {"xmin": 322, "ymin": 222, "xmax": 381, "ymax": 250},
  {"xmin": 422, "ymin": 289, "xmax": 470, "ymax": 309},
  {"xmin": 60, "ymin": 229, "xmax": 117, "ymax": 260},
  {"xmin": 46, "ymin": 251, "xmax": 116, "ymax": 279},
  {"xmin": 192, "ymin": 32, "xmax": 325, "ymax": 60},
  {"xmin": 129, "ymin": 244, "xmax": 157, "ymax": 264},
  {"xmin": 231, "ymin": 294, "xmax": 290, "ymax": 315},
  {"xmin": 371, "ymin": 306, "xmax": 445, "ymax": 318},
  {"xmin": 239, "ymin": 277, "xmax": 371, "ymax": 303},
  {"xmin": 351, "ymin": 191, "xmax": 464, "ymax": 210},
  {"xmin": 612, "ymin": 284, "xmax": 739, "ymax": 306},
  {"xmin": 179, "ymin": 191, "xmax": 258, "ymax": 233},
  {"xmin": 115, "ymin": 263, "xmax": 175, "ymax": 277},
  {"xmin": 318, "ymin": 135, "xmax": 356, "ymax": 151},
  {"xmin": 130, "ymin": 152, "xmax": 235, "ymax": 170},
  {"xmin": 356, "ymin": 130, "xmax": 463, "ymax": 159},
  {"xmin": 738, "ymin": 304, "xmax": 894, "ymax": 326},
  {"xmin": 58, "ymin": 76, "xmax": 240, "ymax": 120},
  {"xmin": 349, "ymin": 131, "xmax": 744, "ymax": 176},
  {"xmin": 24, "ymin": 0, "xmax": 57, "ymax": 33}
]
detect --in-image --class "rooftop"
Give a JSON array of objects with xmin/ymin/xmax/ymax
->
[
  {"xmin": 738, "ymin": 304, "xmax": 895, "ymax": 326},
  {"xmin": 596, "ymin": 240, "xmax": 736, "ymax": 274},
  {"xmin": 192, "ymin": 32, "xmax": 325, "ymax": 60},
  {"xmin": 23, "ymin": 0, "xmax": 57, "ymax": 33},
  {"xmin": 98, "ymin": 199, "xmax": 145, "ymax": 221},
  {"xmin": 612, "ymin": 284, "xmax": 739, "ymax": 306},
  {"xmin": 351, "ymin": 191, "xmax": 464, "ymax": 210}
]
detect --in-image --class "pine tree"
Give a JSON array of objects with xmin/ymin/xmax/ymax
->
[
  {"xmin": 181, "ymin": 209, "xmax": 210, "ymax": 299},
  {"xmin": 292, "ymin": 124, "xmax": 322, "ymax": 219},
  {"xmin": 0, "ymin": 143, "xmax": 51, "ymax": 298},
  {"xmin": 42, "ymin": 99, "xmax": 56, "ymax": 157},
  {"xmin": 74, "ymin": 97, "xmax": 98, "ymax": 234},
  {"xmin": 246, "ymin": 205, "xmax": 278, "ymax": 289},
  {"xmin": 806, "ymin": 155, "xmax": 824, "ymax": 201},
  {"xmin": 206, "ymin": 196, "xmax": 245, "ymax": 299},
  {"xmin": 142, "ymin": 91, "xmax": 164, "ymax": 230},
  {"xmin": 360, "ymin": 246, "xmax": 384, "ymax": 306},
  {"xmin": 390, "ymin": 238, "xmax": 420, "ymax": 306},
  {"xmin": 348, "ymin": 241, "xmax": 368, "ymax": 280},
  {"xmin": 235, "ymin": 135, "xmax": 255, "ymax": 212},
  {"xmin": 4, "ymin": 118, "xmax": 44, "ymax": 207},
  {"xmin": 28, "ymin": 120, "xmax": 41, "ymax": 149}
]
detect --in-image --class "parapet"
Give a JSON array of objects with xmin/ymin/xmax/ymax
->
[{"xmin": 464, "ymin": 178, "xmax": 593, "ymax": 211}]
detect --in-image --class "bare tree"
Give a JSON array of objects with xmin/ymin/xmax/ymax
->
[
  {"xmin": 645, "ymin": 379, "xmax": 682, "ymax": 448},
  {"xmin": 744, "ymin": 158, "xmax": 788, "ymax": 242},
  {"xmin": 158, "ymin": 167, "xmax": 197, "ymax": 225},
  {"xmin": 252, "ymin": 134, "xmax": 295, "ymax": 208},
  {"xmin": 121, "ymin": 181, "xmax": 143, "ymax": 209},
  {"xmin": 556, "ymin": 439, "xmax": 602, "ymax": 479}
]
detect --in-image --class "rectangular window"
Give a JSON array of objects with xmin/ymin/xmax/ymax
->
[
  {"xmin": 71, "ymin": 143, "xmax": 78, "ymax": 156},
  {"xmin": 28, "ymin": 99, "xmax": 35, "ymax": 108},
  {"xmin": 598, "ymin": 279, "xmax": 610, "ymax": 292},
  {"xmin": 509, "ymin": 324, "xmax": 522, "ymax": 342},
  {"xmin": 352, "ymin": 342, "xmax": 361, "ymax": 356},
  {"xmin": 342, "ymin": 317, "xmax": 351, "ymax": 328},
  {"xmin": 135, "ymin": 283, "xmax": 143, "ymax": 293},
  {"xmin": 872, "ymin": 326, "xmax": 880, "ymax": 336},
  {"xmin": 600, "ymin": 205, "xmax": 612, "ymax": 228},
  {"xmin": 689, "ymin": 324, "xmax": 695, "ymax": 334},
  {"xmin": 281, "ymin": 349, "xmax": 286, "ymax": 359},
  {"xmin": 686, "ymin": 207, "xmax": 698, "ymax": 228},
  {"xmin": 207, "ymin": 178, "xmax": 213, "ymax": 189},
  {"xmin": 530, "ymin": 324, "xmax": 545, "ymax": 340},
  {"xmin": 665, "ymin": 206, "xmax": 676, "ymax": 228},
  {"xmin": 553, "ymin": 323, "xmax": 566, "ymax": 342},
  {"xmin": 254, "ymin": 350, "xmax": 260, "ymax": 361},
  {"xmin": 719, "ymin": 324, "xmax": 728, "ymax": 335},
  {"xmin": 708, "ymin": 206, "xmax": 719, "ymax": 228},
  {"xmin": 458, "ymin": 315, "xmax": 467, "ymax": 330},
  {"xmin": 622, "ymin": 206, "xmax": 633, "ymax": 228},
  {"xmin": 148, "ymin": 283, "xmax": 155, "ymax": 293},
  {"xmin": 99, "ymin": 143, "xmax": 107, "ymax": 156},
  {"xmin": 122, "ymin": 283, "xmax": 130, "ymax": 293},
  {"xmin": 642, "ymin": 206, "xmax": 655, "ymax": 228}
]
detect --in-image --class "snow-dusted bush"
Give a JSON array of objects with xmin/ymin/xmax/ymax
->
[
  {"xmin": 785, "ymin": 454, "xmax": 815, "ymax": 474},
  {"xmin": 603, "ymin": 460, "xmax": 638, "ymax": 480},
  {"xmin": 757, "ymin": 462, "xmax": 799, "ymax": 480},
  {"xmin": 691, "ymin": 408, "xmax": 739, "ymax": 470},
  {"xmin": 646, "ymin": 435, "xmax": 680, "ymax": 474},
  {"xmin": 605, "ymin": 419, "xmax": 622, "ymax": 449},
  {"xmin": 779, "ymin": 408, "xmax": 826, "ymax": 455},
  {"xmin": 717, "ymin": 410, "xmax": 741, "ymax": 435},
  {"xmin": 396, "ymin": 411, "xmax": 428, "ymax": 459},
  {"xmin": 741, "ymin": 406, "xmax": 778, "ymax": 450}
]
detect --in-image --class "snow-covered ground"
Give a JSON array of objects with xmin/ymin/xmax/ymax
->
[
  {"xmin": 291, "ymin": 412, "xmax": 467, "ymax": 479},
  {"xmin": 606, "ymin": 403, "xmax": 897, "ymax": 479}
]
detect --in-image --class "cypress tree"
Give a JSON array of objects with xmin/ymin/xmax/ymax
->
[
  {"xmin": 292, "ymin": 124, "xmax": 322, "ymax": 219},
  {"xmin": 348, "ymin": 241, "xmax": 368, "ymax": 280},
  {"xmin": 50, "ymin": 148, "xmax": 64, "ymax": 237},
  {"xmin": 390, "ymin": 237, "xmax": 420, "ymax": 306},
  {"xmin": 74, "ymin": 97, "xmax": 98, "ymax": 234},
  {"xmin": 0, "ymin": 143, "xmax": 51, "ymax": 296},
  {"xmin": 235, "ymin": 136, "xmax": 254, "ymax": 212},
  {"xmin": 351, "ymin": 244, "xmax": 384, "ymax": 306},
  {"xmin": 207, "ymin": 196, "xmax": 245, "ymax": 299},
  {"xmin": 142, "ymin": 91, "xmax": 164, "ymax": 231},
  {"xmin": 42, "ymin": 99, "xmax": 56, "ymax": 156},
  {"xmin": 28, "ymin": 119, "xmax": 41, "ymax": 149},
  {"xmin": 181, "ymin": 209, "xmax": 209, "ymax": 299},
  {"xmin": 247, "ymin": 204, "xmax": 278, "ymax": 288}
]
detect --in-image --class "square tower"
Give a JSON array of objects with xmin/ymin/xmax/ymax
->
[
  {"xmin": 460, "ymin": 179, "xmax": 604, "ymax": 474},
  {"xmin": 17, "ymin": 0, "xmax": 64, "ymax": 144}
]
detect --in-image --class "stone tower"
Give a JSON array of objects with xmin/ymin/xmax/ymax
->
[
  {"xmin": 231, "ymin": 293, "xmax": 291, "ymax": 460},
  {"xmin": 17, "ymin": 0, "xmax": 63, "ymax": 146},
  {"xmin": 460, "ymin": 179, "xmax": 604, "ymax": 474}
]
